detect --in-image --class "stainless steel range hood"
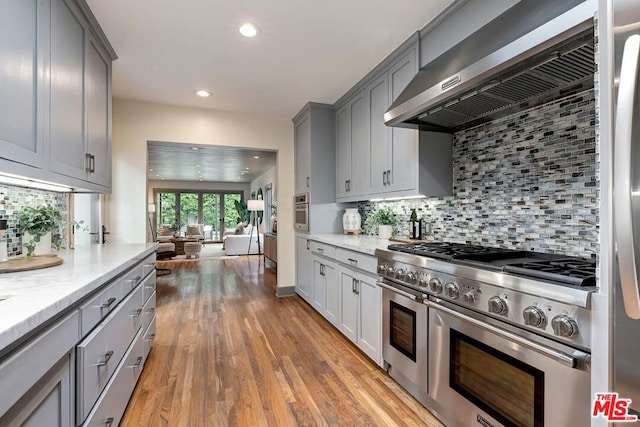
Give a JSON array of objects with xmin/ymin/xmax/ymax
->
[{"xmin": 385, "ymin": 0, "xmax": 596, "ymax": 132}]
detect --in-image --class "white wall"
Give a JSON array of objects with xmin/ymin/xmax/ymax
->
[
  {"xmin": 250, "ymin": 165, "xmax": 278, "ymax": 201},
  {"xmin": 111, "ymin": 98, "xmax": 295, "ymax": 290}
]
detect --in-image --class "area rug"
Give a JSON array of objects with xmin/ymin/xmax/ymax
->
[{"xmin": 158, "ymin": 244, "xmax": 240, "ymax": 262}]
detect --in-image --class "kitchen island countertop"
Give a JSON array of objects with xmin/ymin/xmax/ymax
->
[
  {"xmin": 0, "ymin": 243, "xmax": 156, "ymax": 353},
  {"xmin": 304, "ymin": 234, "xmax": 391, "ymax": 256}
]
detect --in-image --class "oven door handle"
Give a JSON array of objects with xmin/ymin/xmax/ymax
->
[
  {"xmin": 376, "ymin": 281, "xmax": 419, "ymax": 301},
  {"xmin": 426, "ymin": 301, "xmax": 581, "ymax": 369}
]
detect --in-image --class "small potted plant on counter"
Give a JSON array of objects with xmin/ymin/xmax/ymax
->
[
  {"xmin": 364, "ymin": 206, "xmax": 397, "ymax": 239},
  {"xmin": 18, "ymin": 204, "xmax": 63, "ymax": 256}
]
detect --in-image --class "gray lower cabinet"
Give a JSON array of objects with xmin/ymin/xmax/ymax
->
[
  {"xmin": 295, "ymin": 235, "xmax": 313, "ymax": 303},
  {"xmin": 0, "ymin": 251, "xmax": 156, "ymax": 427}
]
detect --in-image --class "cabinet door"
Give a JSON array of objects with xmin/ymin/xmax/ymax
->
[
  {"xmin": 295, "ymin": 236, "xmax": 312, "ymax": 302},
  {"xmin": 294, "ymin": 114, "xmax": 311, "ymax": 195},
  {"xmin": 0, "ymin": 355, "xmax": 73, "ymax": 427},
  {"xmin": 388, "ymin": 50, "xmax": 419, "ymax": 192},
  {"xmin": 312, "ymin": 258, "xmax": 325, "ymax": 312},
  {"xmin": 50, "ymin": 0, "xmax": 86, "ymax": 181},
  {"xmin": 86, "ymin": 38, "xmax": 111, "ymax": 187},
  {"xmin": 357, "ymin": 275, "xmax": 382, "ymax": 365},
  {"xmin": 349, "ymin": 91, "xmax": 367, "ymax": 197},
  {"xmin": 0, "ymin": 0, "xmax": 47, "ymax": 168},
  {"xmin": 335, "ymin": 104, "xmax": 351, "ymax": 199},
  {"xmin": 338, "ymin": 269, "xmax": 358, "ymax": 343},
  {"xmin": 323, "ymin": 262, "xmax": 339, "ymax": 326},
  {"xmin": 366, "ymin": 74, "xmax": 390, "ymax": 194}
]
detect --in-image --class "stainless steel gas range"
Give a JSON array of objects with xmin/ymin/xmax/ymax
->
[{"xmin": 375, "ymin": 242, "xmax": 595, "ymax": 427}]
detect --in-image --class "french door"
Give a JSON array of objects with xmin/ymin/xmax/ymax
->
[{"xmin": 155, "ymin": 191, "xmax": 242, "ymax": 243}]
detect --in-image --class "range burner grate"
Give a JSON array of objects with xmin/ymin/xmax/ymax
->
[{"xmin": 504, "ymin": 260, "xmax": 596, "ymax": 287}]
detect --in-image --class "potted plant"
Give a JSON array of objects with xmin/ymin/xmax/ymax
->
[
  {"xmin": 18, "ymin": 205, "xmax": 63, "ymax": 256},
  {"xmin": 233, "ymin": 200, "xmax": 250, "ymax": 225},
  {"xmin": 364, "ymin": 206, "xmax": 397, "ymax": 239}
]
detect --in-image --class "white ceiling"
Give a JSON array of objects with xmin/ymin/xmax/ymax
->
[
  {"xmin": 89, "ymin": 1, "xmax": 454, "ymax": 183},
  {"xmin": 147, "ymin": 142, "xmax": 277, "ymax": 182},
  {"xmin": 86, "ymin": 0, "xmax": 455, "ymax": 118}
]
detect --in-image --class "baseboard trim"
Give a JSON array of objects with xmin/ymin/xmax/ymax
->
[{"xmin": 275, "ymin": 286, "xmax": 296, "ymax": 298}]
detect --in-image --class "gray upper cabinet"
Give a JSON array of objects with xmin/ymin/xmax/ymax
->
[
  {"xmin": 335, "ymin": 38, "xmax": 453, "ymax": 201},
  {"xmin": 0, "ymin": 0, "xmax": 116, "ymax": 192},
  {"xmin": 0, "ymin": 0, "xmax": 47, "ymax": 168},
  {"xmin": 50, "ymin": 0, "xmax": 87, "ymax": 181},
  {"xmin": 292, "ymin": 102, "xmax": 336, "ymax": 205},
  {"xmin": 335, "ymin": 90, "xmax": 366, "ymax": 202},
  {"xmin": 294, "ymin": 114, "xmax": 311, "ymax": 195},
  {"xmin": 86, "ymin": 38, "xmax": 112, "ymax": 187}
]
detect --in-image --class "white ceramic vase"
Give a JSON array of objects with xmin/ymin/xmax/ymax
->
[
  {"xmin": 378, "ymin": 224, "xmax": 393, "ymax": 239},
  {"xmin": 342, "ymin": 208, "xmax": 361, "ymax": 235},
  {"xmin": 22, "ymin": 231, "xmax": 52, "ymax": 256}
]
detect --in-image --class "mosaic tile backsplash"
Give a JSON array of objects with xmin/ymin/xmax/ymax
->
[
  {"xmin": 359, "ymin": 88, "xmax": 597, "ymax": 258},
  {"xmin": 0, "ymin": 184, "xmax": 68, "ymax": 256}
]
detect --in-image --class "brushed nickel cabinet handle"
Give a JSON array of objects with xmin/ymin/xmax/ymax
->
[
  {"xmin": 104, "ymin": 417, "xmax": 114, "ymax": 426},
  {"xmin": 129, "ymin": 275, "xmax": 142, "ymax": 284},
  {"xmin": 145, "ymin": 333, "xmax": 156, "ymax": 341},
  {"xmin": 131, "ymin": 308, "xmax": 143, "ymax": 317},
  {"xmin": 306, "ymin": 177, "xmax": 310, "ymax": 187},
  {"xmin": 347, "ymin": 258, "xmax": 357, "ymax": 264},
  {"xmin": 100, "ymin": 297, "xmax": 116, "ymax": 309},
  {"xmin": 130, "ymin": 356, "xmax": 143, "ymax": 369},
  {"xmin": 95, "ymin": 350, "xmax": 114, "ymax": 367},
  {"xmin": 387, "ymin": 170, "xmax": 392, "ymax": 185},
  {"xmin": 383, "ymin": 171, "xmax": 387, "ymax": 185},
  {"xmin": 317, "ymin": 247, "xmax": 324, "ymax": 253}
]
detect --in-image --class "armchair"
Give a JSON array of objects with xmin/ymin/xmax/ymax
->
[{"xmin": 185, "ymin": 224, "xmax": 205, "ymax": 240}]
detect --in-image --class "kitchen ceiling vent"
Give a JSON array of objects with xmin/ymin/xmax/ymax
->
[{"xmin": 411, "ymin": 37, "xmax": 594, "ymax": 131}]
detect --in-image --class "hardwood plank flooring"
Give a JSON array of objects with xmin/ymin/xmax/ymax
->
[{"xmin": 121, "ymin": 257, "xmax": 444, "ymax": 426}]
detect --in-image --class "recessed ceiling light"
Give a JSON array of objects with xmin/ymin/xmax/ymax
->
[
  {"xmin": 191, "ymin": 147, "xmax": 200, "ymax": 150},
  {"xmin": 245, "ymin": 167, "xmax": 249, "ymax": 170},
  {"xmin": 161, "ymin": 178, "xmax": 165, "ymax": 180},
  {"xmin": 241, "ymin": 172, "xmax": 246, "ymax": 175},
  {"xmin": 239, "ymin": 22, "xmax": 260, "ymax": 38},
  {"xmin": 195, "ymin": 89, "xmax": 211, "ymax": 97},
  {"xmin": 253, "ymin": 155, "xmax": 260, "ymax": 159},
  {"xmin": 149, "ymin": 168, "xmax": 153, "ymax": 171},
  {"xmin": 196, "ymin": 164, "xmax": 200, "ymax": 167},
  {"xmin": 156, "ymin": 174, "xmax": 160, "ymax": 177}
]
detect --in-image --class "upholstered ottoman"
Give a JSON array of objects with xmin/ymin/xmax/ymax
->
[
  {"xmin": 156, "ymin": 242, "xmax": 177, "ymax": 260},
  {"xmin": 184, "ymin": 241, "xmax": 202, "ymax": 259}
]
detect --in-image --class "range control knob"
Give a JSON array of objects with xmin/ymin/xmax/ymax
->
[
  {"xmin": 377, "ymin": 264, "xmax": 387, "ymax": 275},
  {"xmin": 406, "ymin": 272, "xmax": 418, "ymax": 284},
  {"xmin": 488, "ymin": 296, "xmax": 508, "ymax": 315},
  {"xmin": 523, "ymin": 306, "xmax": 547, "ymax": 328},
  {"xmin": 551, "ymin": 315, "xmax": 579, "ymax": 338},
  {"xmin": 463, "ymin": 291, "xmax": 476, "ymax": 303},
  {"xmin": 386, "ymin": 266, "xmax": 395, "ymax": 276},
  {"xmin": 429, "ymin": 278, "xmax": 443, "ymax": 294},
  {"xmin": 395, "ymin": 269, "xmax": 406, "ymax": 280},
  {"xmin": 418, "ymin": 277, "xmax": 428, "ymax": 288},
  {"xmin": 444, "ymin": 282, "xmax": 459, "ymax": 299}
]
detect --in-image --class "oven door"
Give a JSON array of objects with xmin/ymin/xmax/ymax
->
[
  {"xmin": 427, "ymin": 300, "xmax": 591, "ymax": 427},
  {"xmin": 378, "ymin": 280, "xmax": 429, "ymax": 406},
  {"xmin": 294, "ymin": 203, "xmax": 309, "ymax": 231}
]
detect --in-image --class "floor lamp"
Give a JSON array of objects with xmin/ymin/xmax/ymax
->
[{"xmin": 247, "ymin": 200, "xmax": 264, "ymax": 255}]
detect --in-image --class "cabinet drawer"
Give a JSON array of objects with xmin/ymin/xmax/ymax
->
[
  {"xmin": 141, "ymin": 252, "xmax": 156, "ymax": 279},
  {"xmin": 121, "ymin": 263, "xmax": 144, "ymax": 296},
  {"xmin": 143, "ymin": 316, "xmax": 156, "ymax": 365},
  {"xmin": 142, "ymin": 270, "xmax": 156, "ymax": 303},
  {"xmin": 77, "ymin": 285, "xmax": 143, "ymax": 422},
  {"xmin": 310, "ymin": 241, "xmax": 336, "ymax": 259},
  {"xmin": 142, "ymin": 291, "xmax": 156, "ymax": 332},
  {"xmin": 0, "ymin": 311, "xmax": 79, "ymax": 417},
  {"xmin": 82, "ymin": 327, "xmax": 144, "ymax": 427},
  {"xmin": 79, "ymin": 279, "xmax": 123, "ymax": 337},
  {"xmin": 335, "ymin": 248, "xmax": 377, "ymax": 274}
]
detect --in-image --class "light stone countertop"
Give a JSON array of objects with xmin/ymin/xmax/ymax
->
[
  {"xmin": 0, "ymin": 243, "xmax": 156, "ymax": 352},
  {"xmin": 304, "ymin": 234, "xmax": 391, "ymax": 256}
]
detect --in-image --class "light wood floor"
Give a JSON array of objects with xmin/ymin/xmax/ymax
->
[{"xmin": 121, "ymin": 257, "xmax": 444, "ymax": 426}]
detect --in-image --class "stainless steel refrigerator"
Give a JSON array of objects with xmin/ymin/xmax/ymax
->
[{"xmin": 613, "ymin": 0, "xmax": 640, "ymax": 414}]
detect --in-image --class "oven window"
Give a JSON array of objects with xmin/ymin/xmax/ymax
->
[
  {"xmin": 295, "ymin": 208, "xmax": 307, "ymax": 225},
  {"xmin": 390, "ymin": 301, "xmax": 417, "ymax": 362},
  {"xmin": 450, "ymin": 330, "xmax": 544, "ymax": 427}
]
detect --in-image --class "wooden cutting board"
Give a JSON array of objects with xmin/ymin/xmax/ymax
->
[{"xmin": 0, "ymin": 254, "xmax": 63, "ymax": 273}]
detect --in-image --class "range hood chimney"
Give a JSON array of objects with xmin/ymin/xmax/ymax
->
[{"xmin": 385, "ymin": 0, "xmax": 595, "ymax": 132}]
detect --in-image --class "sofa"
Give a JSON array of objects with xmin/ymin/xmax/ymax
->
[{"xmin": 223, "ymin": 224, "xmax": 263, "ymax": 255}]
